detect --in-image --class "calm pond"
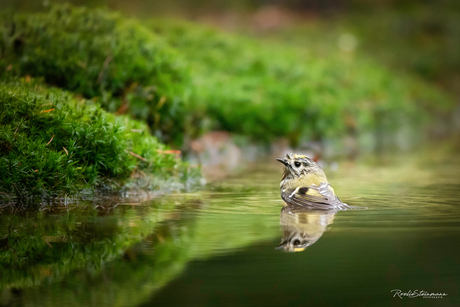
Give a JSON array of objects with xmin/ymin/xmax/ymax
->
[{"xmin": 1, "ymin": 144, "xmax": 459, "ymax": 307}]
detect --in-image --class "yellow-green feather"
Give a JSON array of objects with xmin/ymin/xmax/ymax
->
[{"xmin": 281, "ymin": 169, "xmax": 328, "ymax": 190}]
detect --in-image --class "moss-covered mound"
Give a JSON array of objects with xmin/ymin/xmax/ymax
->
[
  {"xmin": 0, "ymin": 78, "xmax": 197, "ymax": 198},
  {"xmin": 0, "ymin": 5, "xmax": 188, "ymax": 145}
]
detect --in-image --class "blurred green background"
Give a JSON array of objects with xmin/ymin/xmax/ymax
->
[
  {"xmin": 3, "ymin": 0, "xmax": 459, "ymax": 91},
  {"xmin": 2, "ymin": 0, "xmax": 458, "ymax": 148}
]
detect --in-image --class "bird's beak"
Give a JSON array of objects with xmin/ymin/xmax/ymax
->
[{"xmin": 276, "ymin": 158, "xmax": 289, "ymax": 167}]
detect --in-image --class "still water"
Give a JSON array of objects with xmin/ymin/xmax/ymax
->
[{"xmin": 1, "ymin": 145, "xmax": 459, "ymax": 307}]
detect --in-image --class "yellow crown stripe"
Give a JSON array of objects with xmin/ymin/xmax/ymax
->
[{"xmin": 293, "ymin": 154, "xmax": 307, "ymax": 159}]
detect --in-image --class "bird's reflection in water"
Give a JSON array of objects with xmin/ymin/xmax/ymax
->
[{"xmin": 277, "ymin": 206, "xmax": 336, "ymax": 252}]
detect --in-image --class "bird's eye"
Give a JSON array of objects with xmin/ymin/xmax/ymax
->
[
  {"xmin": 294, "ymin": 162, "xmax": 301, "ymax": 167},
  {"xmin": 293, "ymin": 239, "xmax": 301, "ymax": 246}
]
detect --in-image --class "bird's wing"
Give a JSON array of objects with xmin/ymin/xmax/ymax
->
[{"xmin": 281, "ymin": 182, "xmax": 349, "ymax": 210}]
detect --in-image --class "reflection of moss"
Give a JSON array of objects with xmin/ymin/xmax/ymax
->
[
  {"xmin": 0, "ymin": 190, "xmax": 281, "ymax": 306},
  {"xmin": 0, "ymin": 201, "xmax": 199, "ymax": 306},
  {"xmin": 0, "ymin": 206, "xmax": 160, "ymax": 288},
  {"xmin": 0, "ymin": 79, "xmax": 198, "ymax": 198},
  {"xmin": 0, "ymin": 208, "xmax": 194, "ymax": 307}
]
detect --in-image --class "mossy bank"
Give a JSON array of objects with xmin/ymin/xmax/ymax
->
[
  {"xmin": 0, "ymin": 5, "xmax": 189, "ymax": 146},
  {"xmin": 0, "ymin": 79, "xmax": 199, "ymax": 199}
]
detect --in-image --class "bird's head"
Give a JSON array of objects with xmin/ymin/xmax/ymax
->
[
  {"xmin": 276, "ymin": 153, "xmax": 321, "ymax": 181},
  {"xmin": 276, "ymin": 232, "xmax": 312, "ymax": 252}
]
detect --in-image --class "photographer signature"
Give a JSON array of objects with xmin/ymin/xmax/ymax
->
[{"xmin": 391, "ymin": 289, "xmax": 448, "ymax": 299}]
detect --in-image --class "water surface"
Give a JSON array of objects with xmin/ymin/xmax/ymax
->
[{"xmin": 1, "ymin": 146, "xmax": 459, "ymax": 306}]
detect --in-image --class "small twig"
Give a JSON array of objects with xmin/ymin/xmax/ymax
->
[
  {"xmin": 14, "ymin": 118, "xmax": 24, "ymax": 137},
  {"xmin": 97, "ymin": 55, "xmax": 113, "ymax": 84},
  {"xmin": 63, "ymin": 147, "xmax": 68, "ymax": 156},
  {"xmin": 129, "ymin": 151, "xmax": 147, "ymax": 162},
  {"xmin": 49, "ymin": 180, "xmax": 62, "ymax": 190},
  {"xmin": 156, "ymin": 96, "xmax": 167, "ymax": 110},
  {"xmin": 12, "ymin": 184, "xmax": 21, "ymax": 197},
  {"xmin": 42, "ymin": 108, "xmax": 54, "ymax": 113},
  {"xmin": 46, "ymin": 134, "xmax": 54, "ymax": 146}
]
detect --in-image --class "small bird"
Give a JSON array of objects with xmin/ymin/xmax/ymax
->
[{"xmin": 277, "ymin": 153, "xmax": 360, "ymax": 210}]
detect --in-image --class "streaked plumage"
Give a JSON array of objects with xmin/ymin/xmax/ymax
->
[{"xmin": 277, "ymin": 153, "xmax": 359, "ymax": 210}]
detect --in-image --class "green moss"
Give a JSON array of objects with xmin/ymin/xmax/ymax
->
[
  {"xmin": 0, "ymin": 4, "xmax": 188, "ymax": 145},
  {"xmin": 0, "ymin": 78, "xmax": 198, "ymax": 198}
]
